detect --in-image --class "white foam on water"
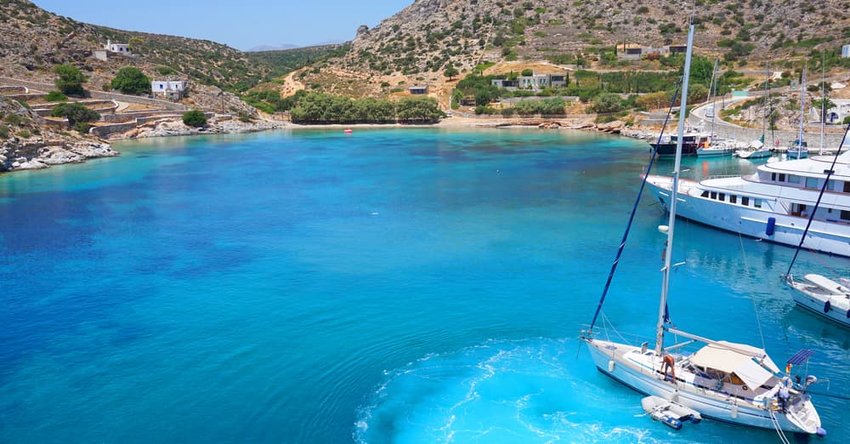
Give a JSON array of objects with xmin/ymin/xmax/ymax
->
[{"xmin": 353, "ymin": 338, "xmax": 687, "ymax": 444}]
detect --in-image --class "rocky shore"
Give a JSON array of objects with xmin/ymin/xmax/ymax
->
[
  {"xmin": 118, "ymin": 117, "xmax": 287, "ymax": 140},
  {"xmin": 1, "ymin": 139, "xmax": 116, "ymax": 171}
]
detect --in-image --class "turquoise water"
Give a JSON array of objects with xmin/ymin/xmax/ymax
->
[{"xmin": 0, "ymin": 128, "xmax": 848, "ymax": 443}]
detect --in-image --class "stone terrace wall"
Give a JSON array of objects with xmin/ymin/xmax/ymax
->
[{"xmin": 0, "ymin": 86, "xmax": 28, "ymax": 95}]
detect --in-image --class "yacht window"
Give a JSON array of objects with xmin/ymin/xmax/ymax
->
[
  {"xmin": 827, "ymin": 180, "xmax": 835, "ymax": 191},
  {"xmin": 730, "ymin": 195, "xmax": 737, "ymax": 204},
  {"xmin": 787, "ymin": 175, "xmax": 801, "ymax": 184},
  {"xmin": 779, "ymin": 174, "xmax": 786, "ymax": 182},
  {"xmin": 842, "ymin": 210, "xmax": 850, "ymax": 221},
  {"xmin": 754, "ymin": 199, "xmax": 763, "ymax": 208},
  {"xmin": 701, "ymin": 190, "xmax": 709, "ymax": 198},
  {"xmin": 805, "ymin": 177, "xmax": 818, "ymax": 188},
  {"xmin": 771, "ymin": 172, "xmax": 777, "ymax": 181},
  {"xmin": 844, "ymin": 181, "xmax": 850, "ymax": 193},
  {"xmin": 719, "ymin": 193, "xmax": 726, "ymax": 201},
  {"xmin": 742, "ymin": 196, "xmax": 750, "ymax": 206},
  {"xmin": 710, "ymin": 191, "xmax": 717, "ymax": 199}
]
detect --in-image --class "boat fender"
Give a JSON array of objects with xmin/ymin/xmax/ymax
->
[
  {"xmin": 817, "ymin": 427, "xmax": 827, "ymax": 437},
  {"xmin": 824, "ymin": 300, "xmax": 831, "ymax": 313},
  {"xmin": 846, "ymin": 309, "xmax": 850, "ymax": 319},
  {"xmin": 608, "ymin": 360, "xmax": 615, "ymax": 372},
  {"xmin": 661, "ymin": 415, "xmax": 682, "ymax": 430},
  {"xmin": 765, "ymin": 217, "xmax": 776, "ymax": 236}
]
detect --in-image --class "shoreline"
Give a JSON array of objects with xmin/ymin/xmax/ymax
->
[{"xmin": 2, "ymin": 116, "xmax": 652, "ymax": 174}]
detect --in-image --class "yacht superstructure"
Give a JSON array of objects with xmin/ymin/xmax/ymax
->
[{"xmin": 647, "ymin": 152, "xmax": 850, "ymax": 256}]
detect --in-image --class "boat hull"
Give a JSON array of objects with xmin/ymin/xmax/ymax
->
[
  {"xmin": 789, "ymin": 287, "xmax": 850, "ymax": 328},
  {"xmin": 646, "ymin": 178, "xmax": 850, "ymax": 257},
  {"xmin": 651, "ymin": 142, "xmax": 698, "ymax": 157},
  {"xmin": 584, "ymin": 339, "xmax": 815, "ymax": 433},
  {"xmin": 697, "ymin": 147, "xmax": 734, "ymax": 158}
]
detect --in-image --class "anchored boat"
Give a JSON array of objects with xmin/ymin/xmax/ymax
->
[{"xmin": 582, "ymin": 22, "xmax": 825, "ymax": 438}]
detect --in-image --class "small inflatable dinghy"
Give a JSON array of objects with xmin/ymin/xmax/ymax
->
[{"xmin": 641, "ymin": 396, "xmax": 702, "ymax": 430}]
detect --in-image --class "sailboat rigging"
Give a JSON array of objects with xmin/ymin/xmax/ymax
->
[
  {"xmin": 581, "ymin": 22, "xmax": 826, "ymax": 436},
  {"xmin": 784, "ymin": 117, "xmax": 850, "ymax": 327}
]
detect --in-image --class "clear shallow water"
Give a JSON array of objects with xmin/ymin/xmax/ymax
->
[{"xmin": 0, "ymin": 128, "xmax": 848, "ymax": 443}]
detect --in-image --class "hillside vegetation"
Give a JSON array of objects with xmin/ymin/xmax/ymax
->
[
  {"xmin": 0, "ymin": 0, "xmax": 268, "ymax": 91},
  {"xmin": 246, "ymin": 44, "xmax": 352, "ymax": 81}
]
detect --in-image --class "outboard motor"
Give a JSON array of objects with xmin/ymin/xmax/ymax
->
[{"xmin": 804, "ymin": 375, "xmax": 818, "ymax": 388}]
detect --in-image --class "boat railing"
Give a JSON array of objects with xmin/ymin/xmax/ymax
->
[{"xmin": 704, "ymin": 174, "xmax": 740, "ymax": 180}]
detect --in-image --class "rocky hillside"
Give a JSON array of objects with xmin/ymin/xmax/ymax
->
[
  {"xmin": 0, "ymin": 96, "xmax": 115, "ymax": 171},
  {"xmin": 340, "ymin": 0, "xmax": 850, "ymax": 75},
  {"xmin": 0, "ymin": 0, "xmax": 268, "ymax": 91}
]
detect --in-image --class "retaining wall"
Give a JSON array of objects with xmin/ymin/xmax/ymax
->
[
  {"xmin": 90, "ymin": 121, "xmax": 140, "ymax": 138},
  {"xmin": 0, "ymin": 86, "xmax": 29, "ymax": 96},
  {"xmin": 688, "ymin": 115, "xmax": 848, "ymax": 148}
]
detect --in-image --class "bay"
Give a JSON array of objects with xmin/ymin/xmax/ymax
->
[{"xmin": 0, "ymin": 128, "xmax": 847, "ymax": 443}]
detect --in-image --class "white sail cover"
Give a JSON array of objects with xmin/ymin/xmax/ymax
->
[{"xmin": 691, "ymin": 341, "xmax": 780, "ymax": 389}]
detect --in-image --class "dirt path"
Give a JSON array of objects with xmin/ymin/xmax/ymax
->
[{"xmin": 280, "ymin": 71, "xmax": 305, "ymax": 98}]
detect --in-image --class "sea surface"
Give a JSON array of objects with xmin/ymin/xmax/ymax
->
[{"xmin": 1, "ymin": 128, "xmax": 848, "ymax": 443}]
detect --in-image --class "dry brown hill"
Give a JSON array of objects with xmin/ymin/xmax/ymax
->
[{"xmin": 342, "ymin": 0, "xmax": 850, "ymax": 75}]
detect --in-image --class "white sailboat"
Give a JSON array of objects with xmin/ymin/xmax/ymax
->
[
  {"xmin": 735, "ymin": 65, "xmax": 775, "ymax": 160},
  {"xmin": 787, "ymin": 68, "xmax": 809, "ymax": 160},
  {"xmin": 787, "ymin": 274, "xmax": 850, "ymax": 327},
  {"xmin": 582, "ymin": 23, "xmax": 825, "ymax": 437},
  {"xmin": 698, "ymin": 60, "xmax": 737, "ymax": 158}
]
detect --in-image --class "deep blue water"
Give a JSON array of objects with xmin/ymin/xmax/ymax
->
[{"xmin": 0, "ymin": 128, "xmax": 848, "ymax": 443}]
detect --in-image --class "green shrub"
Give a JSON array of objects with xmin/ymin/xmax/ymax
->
[
  {"xmin": 4, "ymin": 113, "xmax": 24, "ymax": 126},
  {"xmin": 73, "ymin": 122, "xmax": 92, "ymax": 134},
  {"xmin": 54, "ymin": 64, "xmax": 86, "ymax": 96},
  {"xmin": 111, "ymin": 67, "xmax": 151, "ymax": 95},
  {"xmin": 238, "ymin": 111, "xmax": 254, "ymax": 123},
  {"xmin": 589, "ymin": 93, "xmax": 623, "ymax": 113},
  {"xmin": 156, "ymin": 66, "xmax": 177, "ymax": 76},
  {"xmin": 844, "ymin": 116, "xmax": 850, "ymax": 125},
  {"xmin": 513, "ymin": 97, "xmax": 567, "ymax": 115},
  {"xmin": 0, "ymin": 124, "xmax": 8, "ymax": 139},
  {"xmin": 51, "ymin": 102, "xmax": 101, "ymax": 125},
  {"xmin": 521, "ymin": 68, "xmax": 534, "ymax": 76},
  {"xmin": 16, "ymin": 129, "xmax": 31, "ymax": 138},
  {"xmin": 46, "ymin": 91, "xmax": 67, "ymax": 102},
  {"xmin": 182, "ymin": 110, "xmax": 208, "ymax": 127}
]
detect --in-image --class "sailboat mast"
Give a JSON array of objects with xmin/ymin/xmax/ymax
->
[
  {"xmin": 709, "ymin": 59, "xmax": 719, "ymax": 138},
  {"xmin": 655, "ymin": 23, "xmax": 695, "ymax": 356},
  {"xmin": 821, "ymin": 52, "xmax": 826, "ymax": 153},
  {"xmin": 762, "ymin": 62, "xmax": 769, "ymax": 142},
  {"xmin": 798, "ymin": 67, "xmax": 807, "ymax": 149}
]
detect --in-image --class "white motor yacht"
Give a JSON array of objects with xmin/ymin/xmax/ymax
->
[{"xmin": 647, "ymin": 151, "xmax": 850, "ymax": 256}]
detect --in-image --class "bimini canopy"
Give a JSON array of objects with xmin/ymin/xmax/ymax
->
[{"xmin": 691, "ymin": 341, "xmax": 780, "ymax": 390}]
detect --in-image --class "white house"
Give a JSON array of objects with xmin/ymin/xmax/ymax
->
[
  {"xmin": 842, "ymin": 44, "xmax": 850, "ymax": 58},
  {"xmin": 105, "ymin": 39, "xmax": 131, "ymax": 54},
  {"xmin": 516, "ymin": 73, "xmax": 568, "ymax": 90},
  {"xmin": 151, "ymin": 80, "xmax": 187, "ymax": 101},
  {"xmin": 813, "ymin": 99, "xmax": 850, "ymax": 124}
]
